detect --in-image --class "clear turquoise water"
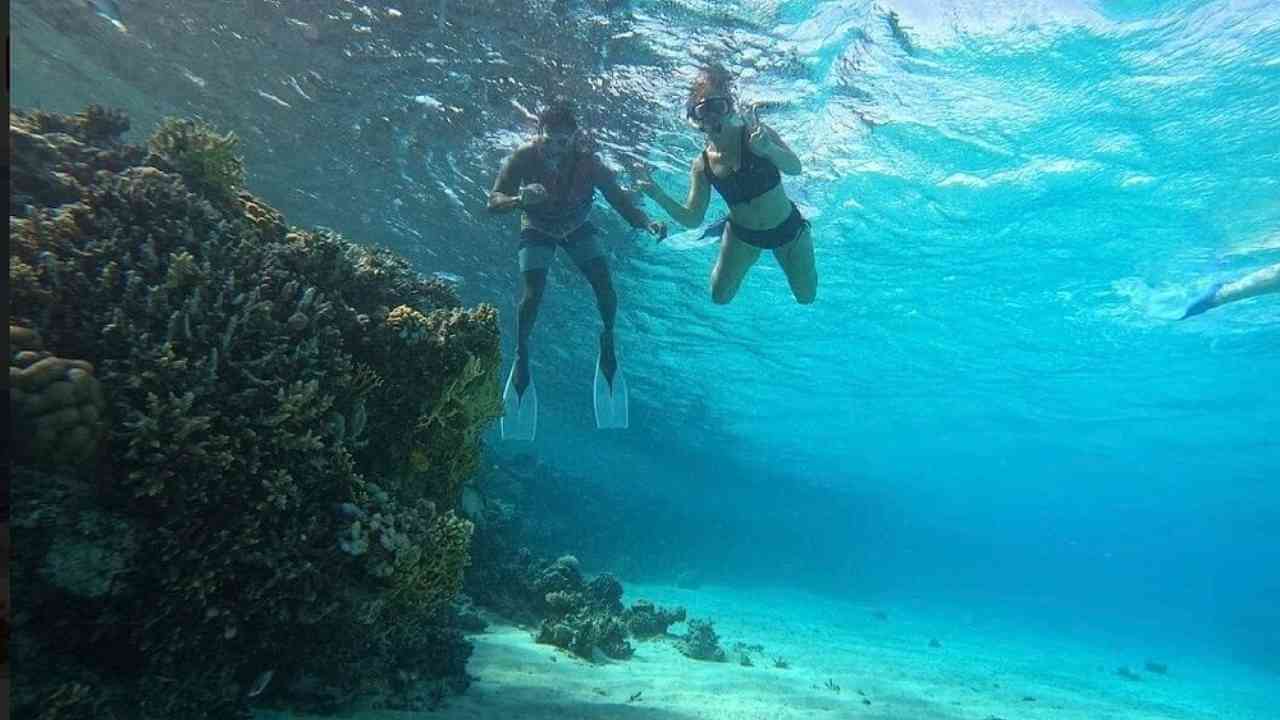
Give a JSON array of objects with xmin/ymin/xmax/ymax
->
[
  {"xmin": 17, "ymin": 0, "xmax": 1279, "ymax": 712},
  {"xmin": 498, "ymin": 0, "xmax": 1280, "ymax": 679}
]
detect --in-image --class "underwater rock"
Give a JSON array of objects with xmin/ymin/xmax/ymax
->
[
  {"xmin": 8, "ymin": 106, "xmax": 499, "ymax": 719},
  {"xmin": 678, "ymin": 618, "xmax": 726, "ymax": 662}
]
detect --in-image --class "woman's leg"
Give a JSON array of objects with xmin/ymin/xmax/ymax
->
[
  {"xmin": 1218, "ymin": 262, "xmax": 1280, "ymax": 304},
  {"xmin": 772, "ymin": 224, "xmax": 817, "ymax": 304},
  {"xmin": 1184, "ymin": 262, "xmax": 1280, "ymax": 318},
  {"xmin": 711, "ymin": 230, "xmax": 763, "ymax": 304}
]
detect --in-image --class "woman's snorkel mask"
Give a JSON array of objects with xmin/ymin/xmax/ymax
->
[{"xmin": 686, "ymin": 95, "xmax": 735, "ymax": 134}]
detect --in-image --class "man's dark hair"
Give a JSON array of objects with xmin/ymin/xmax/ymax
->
[{"xmin": 537, "ymin": 97, "xmax": 578, "ymax": 132}]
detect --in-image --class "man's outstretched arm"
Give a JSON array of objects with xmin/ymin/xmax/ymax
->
[{"xmin": 590, "ymin": 158, "xmax": 665, "ymax": 241}]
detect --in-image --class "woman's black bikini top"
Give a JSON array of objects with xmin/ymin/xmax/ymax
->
[{"xmin": 702, "ymin": 124, "xmax": 781, "ymax": 206}]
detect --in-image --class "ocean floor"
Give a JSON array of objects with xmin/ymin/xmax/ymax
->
[{"xmin": 263, "ymin": 582, "xmax": 1276, "ymax": 719}]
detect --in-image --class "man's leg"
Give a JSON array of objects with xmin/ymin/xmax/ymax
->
[
  {"xmin": 515, "ymin": 237, "xmax": 554, "ymax": 395},
  {"xmin": 515, "ymin": 269, "xmax": 548, "ymax": 394},
  {"xmin": 566, "ymin": 226, "xmax": 619, "ymax": 383},
  {"xmin": 579, "ymin": 256, "xmax": 619, "ymax": 382}
]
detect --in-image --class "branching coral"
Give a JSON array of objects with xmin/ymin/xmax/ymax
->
[
  {"xmin": 410, "ymin": 351, "xmax": 503, "ymax": 507},
  {"xmin": 145, "ymin": 117, "xmax": 245, "ymax": 202}
]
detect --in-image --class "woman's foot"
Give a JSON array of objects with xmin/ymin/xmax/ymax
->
[{"xmin": 1182, "ymin": 282, "xmax": 1223, "ymax": 319}]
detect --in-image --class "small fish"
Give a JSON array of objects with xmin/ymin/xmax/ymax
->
[
  {"xmin": 82, "ymin": 0, "xmax": 128, "ymax": 31},
  {"xmin": 334, "ymin": 502, "xmax": 365, "ymax": 520},
  {"xmin": 432, "ymin": 271, "xmax": 463, "ymax": 285},
  {"xmin": 247, "ymin": 669, "xmax": 274, "ymax": 698}
]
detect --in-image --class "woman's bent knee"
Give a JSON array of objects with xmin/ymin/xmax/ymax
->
[
  {"xmin": 794, "ymin": 275, "xmax": 817, "ymax": 304},
  {"xmin": 711, "ymin": 283, "xmax": 738, "ymax": 304}
]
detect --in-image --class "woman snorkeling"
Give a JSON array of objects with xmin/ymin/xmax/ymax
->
[{"xmin": 637, "ymin": 64, "xmax": 817, "ymax": 304}]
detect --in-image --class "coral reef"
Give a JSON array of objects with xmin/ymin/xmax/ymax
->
[
  {"xmin": 8, "ymin": 107, "xmax": 501, "ymax": 719},
  {"xmin": 678, "ymin": 619, "xmax": 727, "ymax": 662},
  {"xmin": 449, "ymin": 594, "xmax": 489, "ymax": 633},
  {"xmin": 145, "ymin": 117, "xmax": 245, "ymax": 203},
  {"xmin": 623, "ymin": 599, "xmax": 687, "ymax": 639},
  {"xmin": 9, "ymin": 326, "xmax": 108, "ymax": 465},
  {"xmin": 536, "ymin": 573, "xmax": 634, "ymax": 661},
  {"xmin": 458, "ymin": 468, "xmax": 693, "ymax": 662},
  {"xmin": 509, "ymin": 556, "xmax": 632, "ymax": 661},
  {"xmin": 1, "ymin": 466, "xmax": 9, "ymax": 698},
  {"xmin": 1116, "ymin": 666, "xmax": 1142, "ymax": 681}
]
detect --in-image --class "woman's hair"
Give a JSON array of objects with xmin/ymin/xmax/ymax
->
[{"xmin": 686, "ymin": 63, "xmax": 736, "ymax": 113}]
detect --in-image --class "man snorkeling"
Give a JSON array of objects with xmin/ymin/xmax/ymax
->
[
  {"xmin": 636, "ymin": 63, "xmax": 817, "ymax": 305},
  {"xmin": 1181, "ymin": 262, "xmax": 1280, "ymax": 319},
  {"xmin": 488, "ymin": 98, "xmax": 666, "ymax": 440}
]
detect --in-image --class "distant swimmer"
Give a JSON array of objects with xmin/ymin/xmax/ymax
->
[
  {"xmin": 635, "ymin": 63, "xmax": 817, "ymax": 305},
  {"xmin": 1181, "ymin": 262, "xmax": 1280, "ymax": 319},
  {"xmin": 488, "ymin": 98, "xmax": 667, "ymax": 440},
  {"xmin": 80, "ymin": 0, "xmax": 127, "ymax": 31}
]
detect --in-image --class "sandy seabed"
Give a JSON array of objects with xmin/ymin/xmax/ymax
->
[{"xmin": 266, "ymin": 582, "xmax": 1275, "ymax": 720}]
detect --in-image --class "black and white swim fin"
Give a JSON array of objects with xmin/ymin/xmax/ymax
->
[
  {"xmin": 501, "ymin": 363, "xmax": 538, "ymax": 441},
  {"xmin": 593, "ymin": 351, "xmax": 629, "ymax": 430}
]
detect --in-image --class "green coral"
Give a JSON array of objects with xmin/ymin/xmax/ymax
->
[
  {"xmin": 410, "ymin": 351, "xmax": 503, "ymax": 505},
  {"xmin": 146, "ymin": 117, "xmax": 245, "ymax": 202},
  {"xmin": 389, "ymin": 512, "xmax": 475, "ymax": 618}
]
